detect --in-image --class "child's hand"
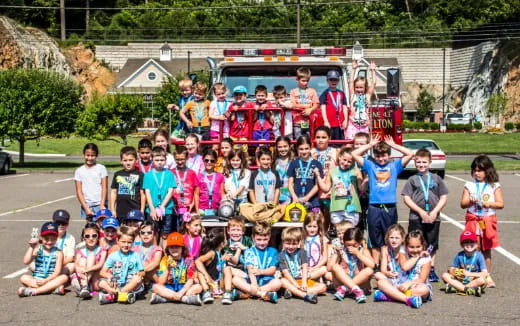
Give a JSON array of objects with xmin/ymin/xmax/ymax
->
[
  {"xmin": 369, "ymin": 133, "xmax": 381, "ymax": 146},
  {"xmin": 233, "ymin": 105, "xmax": 240, "ymax": 111},
  {"xmin": 303, "ymin": 108, "xmax": 313, "ymax": 116},
  {"xmin": 397, "ymin": 283, "xmax": 409, "ymax": 292},
  {"xmin": 186, "ymin": 121, "xmax": 193, "ymax": 129},
  {"xmin": 352, "ymin": 60, "xmax": 358, "ymax": 70},
  {"xmin": 250, "ymin": 267, "xmax": 259, "ymax": 275},
  {"xmin": 383, "ymin": 134, "xmax": 395, "ymax": 147},
  {"xmin": 428, "ymin": 211, "xmax": 438, "ymax": 221},
  {"xmin": 236, "ymin": 243, "xmax": 246, "ymax": 250},
  {"xmin": 462, "ymin": 269, "xmax": 471, "ymax": 277},
  {"xmin": 222, "ymin": 253, "xmax": 231, "ymax": 262},
  {"xmin": 419, "ymin": 211, "xmax": 431, "ymax": 223},
  {"xmin": 28, "ymin": 238, "xmax": 39, "ymax": 247},
  {"xmin": 370, "ymin": 61, "xmax": 377, "ymax": 71},
  {"xmin": 299, "ymin": 284, "xmax": 307, "ymax": 292},
  {"xmin": 420, "ymin": 250, "xmax": 430, "ymax": 258},
  {"xmin": 389, "ymin": 271, "xmax": 398, "ymax": 278},
  {"xmin": 36, "ymin": 278, "xmax": 47, "ymax": 286},
  {"xmin": 347, "ymin": 246, "xmax": 360, "ymax": 256},
  {"xmin": 342, "ymin": 119, "xmax": 348, "ymax": 130},
  {"xmin": 482, "ymin": 201, "xmax": 492, "ymax": 208}
]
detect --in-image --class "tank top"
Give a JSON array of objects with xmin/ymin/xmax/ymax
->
[{"xmin": 33, "ymin": 246, "xmax": 58, "ymax": 279}]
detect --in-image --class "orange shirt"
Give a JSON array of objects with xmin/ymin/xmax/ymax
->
[{"xmin": 185, "ymin": 99, "xmax": 211, "ymax": 127}]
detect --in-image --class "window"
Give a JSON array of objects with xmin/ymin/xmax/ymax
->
[{"xmin": 147, "ymin": 71, "xmax": 157, "ymax": 81}]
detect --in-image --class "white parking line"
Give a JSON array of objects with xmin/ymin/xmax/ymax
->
[
  {"xmin": 54, "ymin": 177, "xmax": 74, "ymax": 183},
  {"xmin": 440, "ymin": 212, "xmax": 520, "ymax": 266},
  {"xmin": 515, "ymin": 174, "xmax": 520, "ymax": 177},
  {"xmin": 0, "ymin": 173, "xmax": 29, "ymax": 179},
  {"xmin": 0, "ymin": 219, "xmax": 86, "ymax": 222},
  {"xmin": 0, "ymin": 195, "xmax": 75, "ymax": 217},
  {"xmin": 3, "ymin": 267, "xmax": 28, "ymax": 279},
  {"xmin": 445, "ymin": 174, "xmax": 468, "ymax": 183}
]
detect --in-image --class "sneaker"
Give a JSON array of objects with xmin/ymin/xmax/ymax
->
[
  {"xmin": 373, "ymin": 289, "xmax": 390, "ymax": 302},
  {"xmin": 444, "ymin": 284, "xmax": 457, "ymax": 294},
  {"xmin": 283, "ymin": 289, "xmax": 293, "ymax": 299},
  {"xmin": 149, "ymin": 293, "xmax": 168, "ymax": 304},
  {"xmin": 474, "ymin": 286, "xmax": 482, "ymax": 297},
  {"xmin": 304, "ymin": 293, "xmax": 318, "ymax": 304},
  {"xmin": 428, "ymin": 267, "xmax": 440, "ymax": 283},
  {"xmin": 201, "ymin": 290, "xmax": 214, "ymax": 304},
  {"xmin": 79, "ymin": 286, "xmax": 91, "ymax": 299},
  {"xmin": 221, "ymin": 292, "xmax": 233, "ymax": 305},
  {"xmin": 265, "ymin": 291, "xmax": 278, "ymax": 303},
  {"xmin": 184, "ymin": 295, "xmax": 202, "ymax": 306},
  {"xmin": 98, "ymin": 292, "xmax": 115, "ymax": 305},
  {"xmin": 352, "ymin": 287, "xmax": 366, "ymax": 304},
  {"xmin": 126, "ymin": 292, "xmax": 136, "ymax": 304},
  {"xmin": 53, "ymin": 285, "xmax": 65, "ymax": 296},
  {"xmin": 17, "ymin": 286, "xmax": 35, "ymax": 297},
  {"xmin": 406, "ymin": 296, "xmax": 422, "ymax": 309},
  {"xmin": 334, "ymin": 286, "xmax": 348, "ymax": 301},
  {"xmin": 71, "ymin": 277, "xmax": 81, "ymax": 296},
  {"xmin": 486, "ymin": 275, "xmax": 496, "ymax": 288}
]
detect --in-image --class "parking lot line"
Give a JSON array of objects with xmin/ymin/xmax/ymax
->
[
  {"xmin": 441, "ymin": 212, "xmax": 520, "ymax": 266},
  {"xmin": 0, "ymin": 195, "xmax": 75, "ymax": 217},
  {"xmin": 0, "ymin": 173, "xmax": 29, "ymax": 180},
  {"xmin": 445, "ymin": 174, "xmax": 468, "ymax": 183},
  {"xmin": 54, "ymin": 177, "xmax": 74, "ymax": 183},
  {"xmin": 3, "ymin": 267, "xmax": 28, "ymax": 279}
]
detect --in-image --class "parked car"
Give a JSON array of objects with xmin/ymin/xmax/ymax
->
[
  {"xmin": 445, "ymin": 112, "xmax": 471, "ymax": 125},
  {"xmin": 0, "ymin": 147, "xmax": 12, "ymax": 174},
  {"xmin": 393, "ymin": 139, "xmax": 446, "ymax": 178}
]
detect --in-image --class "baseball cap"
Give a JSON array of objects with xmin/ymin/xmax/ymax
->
[
  {"xmin": 52, "ymin": 209, "xmax": 70, "ymax": 224},
  {"xmin": 102, "ymin": 217, "xmax": 119, "ymax": 230},
  {"xmin": 326, "ymin": 70, "xmax": 340, "ymax": 79},
  {"xmin": 460, "ymin": 230, "xmax": 477, "ymax": 244},
  {"xmin": 94, "ymin": 208, "xmax": 113, "ymax": 222},
  {"xmin": 41, "ymin": 222, "xmax": 59, "ymax": 236},
  {"xmin": 166, "ymin": 232, "xmax": 185, "ymax": 247},
  {"xmin": 125, "ymin": 209, "xmax": 144, "ymax": 221},
  {"xmin": 232, "ymin": 85, "xmax": 248, "ymax": 94}
]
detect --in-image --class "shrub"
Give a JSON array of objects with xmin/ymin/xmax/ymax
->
[
  {"xmin": 504, "ymin": 122, "xmax": 514, "ymax": 131},
  {"xmin": 429, "ymin": 122, "xmax": 440, "ymax": 130},
  {"xmin": 463, "ymin": 124, "xmax": 472, "ymax": 131},
  {"xmin": 474, "ymin": 122, "xmax": 483, "ymax": 130},
  {"xmin": 403, "ymin": 120, "xmax": 414, "ymax": 129},
  {"xmin": 515, "ymin": 122, "xmax": 520, "ymax": 130}
]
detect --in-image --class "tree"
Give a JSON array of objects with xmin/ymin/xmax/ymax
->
[
  {"xmin": 76, "ymin": 93, "xmax": 146, "ymax": 144},
  {"xmin": 486, "ymin": 93, "xmax": 508, "ymax": 126},
  {"xmin": 416, "ymin": 88, "xmax": 435, "ymax": 121},
  {"xmin": 0, "ymin": 69, "xmax": 83, "ymax": 164}
]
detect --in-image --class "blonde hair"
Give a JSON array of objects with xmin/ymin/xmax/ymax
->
[
  {"xmin": 384, "ymin": 224, "xmax": 406, "ymax": 244},
  {"xmin": 228, "ymin": 216, "xmax": 246, "ymax": 231},
  {"xmin": 193, "ymin": 81, "xmax": 208, "ymax": 94},
  {"xmin": 179, "ymin": 78, "xmax": 193, "ymax": 90},
  {"xmin": 296, "ymin": 67, "xmax": 311, "ymax": 80},
  {"xmin": 252, "ymin": 222, "xmax": 271, "ymax": 237},
  {"xmin": 303, "ymin": 212, "xmax": 324, "ymax": 238},
  {"xmin": 213, "ymin": 82, "xmax": 227, "ymax": 94},
  {"xmin": 117, "ymin": 225, "xmax": 136, "ymax": 240},
  {"xmin": 282, "ymin": 227, "xmax": 303, "ymax": 242}
]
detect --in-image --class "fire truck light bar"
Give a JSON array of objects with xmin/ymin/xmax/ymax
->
[{"xmin": 223, "ymin": 48, "xmax": 346, "ymax": 57}]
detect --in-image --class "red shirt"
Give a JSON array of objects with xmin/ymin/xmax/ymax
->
[
  {"xmin": 134, "ymin": 160, "xmax": 153, "ymax": 173},
  {"xmin": 227, "ymin": 101, "xmax": 254, "ymax": 138},
  {"xmin": 253, "ymin": 101, "xmax": 274, "ymax": 131},
  {"xmin": 319, "ymin": 89, "xmax": 347, "ymax": 127},
  {"xmin": 170, "ymin": 167, "xmax": 198, "ymax": 209}
]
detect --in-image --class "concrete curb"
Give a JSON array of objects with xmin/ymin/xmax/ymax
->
[{"xmin": 4, "ymin": 150, "xmax": 66, "ymax": 157}]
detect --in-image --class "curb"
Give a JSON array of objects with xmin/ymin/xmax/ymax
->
[{"xmin": 4, "ymin": 150, "xmax": 66, "ymax": 158}]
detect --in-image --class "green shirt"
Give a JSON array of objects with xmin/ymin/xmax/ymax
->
[{"xmin": 329, "ymin": 167, "xmax": 361, "ymax": 213}]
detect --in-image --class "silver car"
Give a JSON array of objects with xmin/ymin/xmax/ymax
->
[
  {"xmin": 0, "ymin": 147, "xmax": 12, "ymax": 174},
  {"xmin": 394, "ymin": 139, "xmax": 446, "ymax": 178}
]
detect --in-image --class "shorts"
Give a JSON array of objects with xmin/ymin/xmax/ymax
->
[
  {"xmin": 410, "ymin": 282, "xmax": 433, "ymax": 301},
  {"xmin": 210, "ymin": 129, "xmax": 229, "ymax": 139},
  {"xmin": 165, "ymin": 283, "xmax": 185, "ymax": 292},
  {"xmin": 245, "ymin": 275, "xmax": 274, "ymax": 286},
  {"xmin": 252, "ymin": 129, "xmax": 272, "ymax": 141},
  {"xmin": 190, "ymin": 126, "xmax": 210, "ymax": 140},
  {"xmin": 345, "ymin": 123, "xmax": 369, "ymax": 140},
  {"xmin": 145, "ymin": 213, "xmax": 175, "ymax": 235},
  {"xmin": 367, "ymin": 204, "xmax": 398, "ymax": 248},
  {"xmin": 319, "ymin": 198, "xmax": 331, "ymax": 209},
  {"xmin": 80, "ymin": 204, "xmax": 101, "ymax": 220},
  {"xmin": 408, "ymin": 219, "xmax": 440, "ymax": 252},
  {"xmin": 296, "ymin": 279, "xmax": 317, "ymax": 288},
  {"xmin": 293, "ymin": 124, "xmax": 309, "ymax": 139},
  {"xmin": 330, "ymin": 210, "xmax": 359, "ymax": 226}
]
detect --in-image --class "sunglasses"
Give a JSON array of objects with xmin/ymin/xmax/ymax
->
[
  {"xmin": 56, "ymin": 222, "xmax": 69, "ymax": 226},
  {"xmin": 84, "ymin": 234, "xmax": 98, "ymax": 239},
  {"xmin": 204, "ymin": 159, "xmax": 216, "ymax": 163},
  {"xmin": 140, "ymin": 230, "xmax": 153, "ymax": 235}
]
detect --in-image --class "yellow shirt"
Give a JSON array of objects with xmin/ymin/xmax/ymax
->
[{"xmin": 185, "ymin": 99, "xmax": 211, "ymax": 127}]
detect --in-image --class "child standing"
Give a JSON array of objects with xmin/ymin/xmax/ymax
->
[
  {"xmin": 290, "ymin": 67, "xmax": 320, "ymax": 138},
  {"xmin": 249, "ymin": 146, "xmax": 282, "ymax": 204},
  {"xmin": 196, "ymin": 228, "xmax": 227, "ymax": 304},
  {"xmin": 181, "ymin": 214, "xmax": 203, "ymax": 259},
  {"xmin": 353, "ymin": 132, "xmax": 370, "ymax": 231},
  {"xmin": 172, "ymin": 146, "xmax": 199, "ymax": 219},
  {"xmin": 197, "ymin": 149, "xmax": 225, "ymax": 216},
  {"xmin": 110, "ymin": 146, "xmax": 145, "ymax": 221},
  {"xmin": 168, "ymin": 77, "xmax": 193, "ymax": 140},
  {"xmin": 319, "ymin": 70, "xmax": 349, "ymax": 140},
  {"xmin": 224, "ymin": 150, "xmax": 251, "ymax": 206},
  {"xmin": 288, "ymin": 135, "xmax": 323, "ymax": 209},
  {"xmin": 272, "ymin": 85, "xmax": 293, "ymax": 139},
  {"xmin": 98, "ymin": 226, "xmax": 144, "ymax": 304},
  {"xmin": 228, "ymin": 85, "xmax": 254, "ymax": 152},
  {"xmin": 442, "ymin": 230, "xmax": 487, "ymax": 296},
  {"xmin": 279, "ymin": 227, "xmax": 326, "ymax": 303},
  {"xmin": 401, "ymin": 148, "xmax": 448, "ymax": 282},
  {"xmin": 18, "ymin": 222, "xmax": 69, "ymax": 297},
  {"xmin": 232, "ymin": 223, "xmax": 281, "ymax": 303},
  {"xmin": 52, "ymin": 209, "xmax": 76, "ymax": 275},
  {"xmin": 273, "ymin": 136, "xmax": 293, "ymax": 205},
  {"xmin": 252, "ymin": 85, "xmax": 274, "ymax": 141},
  {"xmin": 185, "ymin": 133, "xmax": 205, "ymax": 175},
  {"xmin": 346, "ymin": 60, "xmax": 376, "ymax": 140},
  {"xmin": 352, "ymin": 134, "xmax": 413, "ymax": 264},
  {"xmin": 143, "ymin": 147, "xmax": 177, "ymax": 237},
  {"xmin": 209, "ymin": 83, "xmax": 231, "ymax": 140},
  {"xmin": 149, "ymin": 232, "xmax": 202, "ymax": 305},
  {"xmin": 135, "ymin": 138, "xmax": 153, "ymax": 173},
  {"xmin": 460, "ymin": 154, "xmax": 503, "ymax": 288},
  {"xmin": 180, "ymin": 82, "xmax": 211, "ymax": 140},
  {"xmin": 153, "ymin": 128, "xmax": 176, "ymax": 170},
  {"xmin": 75, "ymin": 143, "xmax": 108, "ymax": 220}
]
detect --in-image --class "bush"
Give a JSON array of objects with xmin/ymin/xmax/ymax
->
[
  {"xmin": 429, "ymin": 122, "xmax": 440, "ymax": 130},
  {"xmin": 515, "ymin": 122, "xmax": 520, "ymax": 130},
  {"xmin": 505, "ymin": 122, "xmax": 514, "ymax": 131},
  {"xmin": 463, "ymin": 124, "xmax": 472, "ymax": 131},
  {"xmin": 474, "ymin": 122, "xmax": 483, "ymax": 130},
  {"xmin": 403, "ymin": 120, "xmax": 414, "ymax": 129}
]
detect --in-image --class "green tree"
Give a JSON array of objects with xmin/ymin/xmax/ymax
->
[
  {"xmin": 486, "ymin": 93, "xmax": 508, "ymax": 126},
  {"xmin": 416, "ymin": 88, "xmax": 435, "ymax": 121},
  {"xmin": 0, "ymin": 69, "xmax": 83, "ymax": 164},
  {"xmin": 76, "ymin": 93, "xmax": 146, "ymax": 144}
]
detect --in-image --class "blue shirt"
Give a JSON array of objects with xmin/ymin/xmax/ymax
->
[
  {"xmin": 451, "ymin": 251, "xmax": 487, "ymax": 272},
  {"xmin": 104, "ymin": 249, "xmax": 144, "ymax": 287},
  {"xmin": 363, "ymin": 158, "xmax": 403, "ymax": 204},
  {"xmin": 287, "ymin": 158, "xmax": 323, "ymax": 207},
  {"xmin": 143, "ymin": 169, "xmax": 176, "ymax": 214},
  {"xmin": 244, "ymin": 246, "xmax": 278, "ymax": 270}
]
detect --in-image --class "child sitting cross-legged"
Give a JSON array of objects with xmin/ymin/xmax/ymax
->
[
  {"xmin": 279, "ymin": 227, "xmax": 326, "ymax": 304},
  {"xmin": 196, "ymin": 228, "xmax": 228, "ymax": 304}
]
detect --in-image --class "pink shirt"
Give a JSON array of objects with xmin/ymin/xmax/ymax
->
[
  {"xmin": 290, "ymin": 87, "xmax": 319, "ymax": 124},
  {"xmin": 183, "ymin": 234, "xmax": 202, "ymax": 259},
  {"xmin": 131, "ymin": 244, "xmax": 162, "ymax": 265},
  {"xmin": 197, "ymin": 171, "xmax": 225, "ymax": 210},
  {"xmin": 186, "ymin": 154, "xmax": 204, "ymax": 175},
  {"xmin": 171, "ymin": 168, "xmax": 199, "ymax": 209}
]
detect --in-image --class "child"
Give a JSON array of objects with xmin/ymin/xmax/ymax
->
[
  {"xmin": 153, "ymin": 128, "xmax": 176, "ymax": 170},
  {"xmin": 18, "ymin": 222, "xmax": 69, "ymax": 297},
  {"xmin": 328, "ymin": 227, "xmax": 374, "ymax": 303},
  {"xmin": 288, "ymin": 135, "xmax": 323, "ymax": 209},
  {"xmin": 182, "ymin": 213, "xmax": 203, "ymax": 259},
  {"xmin": 460, "ymin": 154, "xmax": 503, "ymax": 288},
  {"xmin": 71, "ymin": 223, "xmax": 107, "ymax": 299},
  {"xmin": 290, "ymin": 67, "xmax": 320, "ymax": 138},
  {"xmin": 374, "ymin": 224, "xmax": 407, "ymax": 285},
  {"xmin": 215, "ymin": 138, "xmax": 234, "ymax": 173},
  {"xmin": 196, "ymin": 228, "xmax": 227, "ymax": 304},
  {"xmin": 442, "ymin": 230, "xmax": 487, "ymax": 296},
  {"xmin": 143, "ymin": 146, "xmax": 176, "ymax": 238},
  {"xmin": 272, "ymin": 85, "xmax": 293, "ymax": 138},
  {"xmin": 303, "ymin": 212, "xmax": 329, "ymax": 281},
  {"xmin": 319, "ymin": 70, "xmax": 349, "ymax": 140},
  {"xmin": 315, "ymin": 147, "xmax": 362, "ymax": 227},
  {"xmin": 279, "ymin": 227, "xmax": 327, "ymax": 303},
  {"xmin": 149, "ymin": 232, "xmax": 202, "ymax": 305},
  {"xmin": 346, "ymin": 60, "xmax": 376, "ymax": 140},
  {"xmin": 168, "ymin": 77, "xmax": 193, "ymax": 140},
  {"xmin": 249, "ymin": 146, "xmax": 282, "ymax": 204},
  {"xmin": 123, "ymin": 210, "xmax": 145, "ymax": 238},
  {"xmin": 352, "ymin": 134, "xmax": 413, "ymax": 264},
  {"xmin": 100, "ymin": 217, "xmax": 119, "ymax": 254},
  {"xmin": 209, "ymin": 83, "xmax": 231, "ymax": 140},
  {"xmin": 52, "ymin": 209, "xmax": 76, "ymax": 275},
  {"xmin": 197, "ymin": 149, "xmax": 225, "ymax": 216},
  {"xmin": 252, "ymin": 85, "xmax": 274, "ymax": 141},
  {"xmin": 353, "ymin": 132, "xmax": 370, "ymax": 231},
  {"xmin": 98, "ymin": 226, "xmax": 144, "ymax": 304},
  {"xmin": 228, "ymin": 85, "xmax": 254, "ymax": 152},
  {"xmin": 172, "ymin": 146, "xmax": 199, "ymax": 220},
  {"xmin": 273, "ymin": 136, "xmax": 293, "ymax": 205},
  {"xmin": 180, "ymin": 81, "xmax": 211, "ymax": 140},
  {"xmin": 132, "ymin": 221, "xmax": 163, "ymax": 288},
  {"xmin": 224, "ymin": 150, "xmax": 251, "ymax": 206},
  {"xmin": 185, "ymin": 133, "xmax": 205, "ymax": 175},
  {"xmin": 74, "ymin": 143, "xmax": 108, "ymax": 220},
  {"xmin": 232, "ymin": 223, "xmax": 281, "ymax": 303},
  {"xmin": 401, "ymin": 148, "xmax": 448, "ymax": 282},
  {"xmin": 135, "ymin": 138, "xmax": 154, "ymax": 173},
  {"xmin": 110, "ymin": 146, "xmax": 145, "ymax": 221}
]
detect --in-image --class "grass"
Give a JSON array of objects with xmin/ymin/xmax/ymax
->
[
  {"xmin": 13, "ymin": 160, "xmax": 122, "ymax": 171},
  {"xmin": 404, "ymin": 132, "xmax": 520, "ymax": 154},
  {"xmin": 447, "ymin": 160, "xmax": 520, "ymax": 171}
]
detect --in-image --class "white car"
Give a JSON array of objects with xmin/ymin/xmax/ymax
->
[{"xmin": 393, "ymin": 139, "xmax": 446, "ymax": 178}]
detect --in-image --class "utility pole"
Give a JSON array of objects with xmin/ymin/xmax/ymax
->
[
  {"xmin": 296, "ymin": 0, "xmax": 301, "ymax": 47},
  {"xmin": 86, "ymin": 0, "xmax": 90, "ymax": 36},
  {"xmin": 442, "ymin": 47, "xmax": 446, "ymax": 127},
  {"xmin": 60, "ymin": 0, "xmax": 65, "ymax": 41}
]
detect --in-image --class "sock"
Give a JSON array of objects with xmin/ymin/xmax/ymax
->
[{"xmin": 181, "ymin": 296, "xmax": 188, "ymax": 303}]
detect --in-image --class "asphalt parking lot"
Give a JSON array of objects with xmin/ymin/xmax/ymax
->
[{"xmin": 1, "ymin": 171, "xmax": 519, "ymax": 325}]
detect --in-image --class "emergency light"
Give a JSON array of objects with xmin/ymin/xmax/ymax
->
[{"xmin": 223, "ymin": 48, "xmax": 346, "ymax": 57}]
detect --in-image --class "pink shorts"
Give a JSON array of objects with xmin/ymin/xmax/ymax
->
[{"xmin": 345, "ymin": 123, "xmax": 369, "ymax": 140}]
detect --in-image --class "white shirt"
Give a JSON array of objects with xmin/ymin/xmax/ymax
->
[
  {"xmin": 464, "ymin": 181, "xmax": 500, "ymax": 216},
  {"xmin": 225, "ymin": 169, "xmax": 251, "ymax": 201},
  {"xmin": 74, "ymin": 164, "xmax": 108, "ymax": 206}
]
